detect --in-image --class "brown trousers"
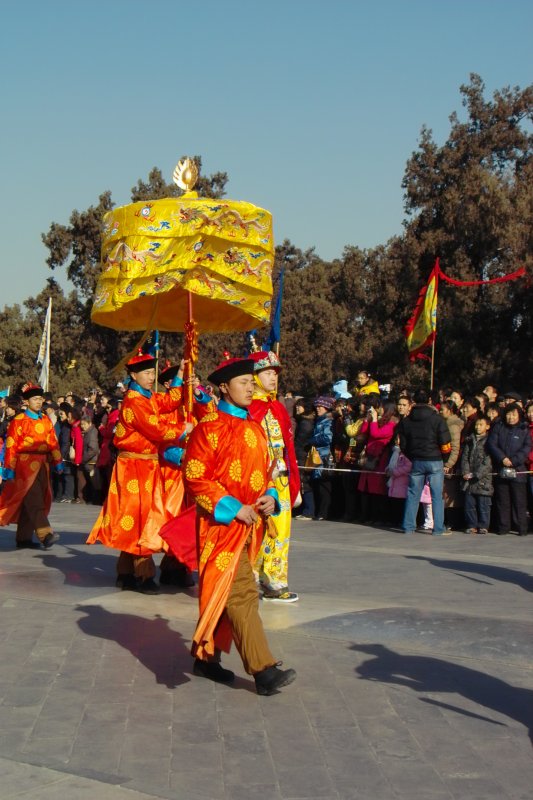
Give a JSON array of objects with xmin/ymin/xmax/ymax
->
[
  {"xmin": 116, "ymin": 551, "xmax": 156, "ymax": 580},
  {"xmin": 220, "ymin": 547, "xmax": 275, "ymax": 675},
  {"xmin": 16, "ymin": 464, "xmax": 52, "ymax": 544}
]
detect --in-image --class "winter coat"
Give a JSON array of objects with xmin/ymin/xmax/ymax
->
[
  {"xmin": 81, "ymin": 425, "xmax": 99, "ymax": 466},
  {"xmin": 528, "ymin": 422, "xmax": 533, "ymax": 473},
  {"xmin": 444, "ymin": 415, "xmax": 464, "ymax": 471},
  {"xmin": 310, "ymin": 414, "xmax": 333, "ymax": 478},
  {"xmin": 358, "ymin": 419, "xmax": 396, "ymax": 495},
  {"xmin": 460, "ymin": 433, "xmax": 493, "ymax": 496},
  {"xmin": 58, "ymin": 421, "xmax": 72, "ymax": 462},
  {"xmin": 69, "ymin": 422, "xmax": 83, "ymax": 466},
  {"xmin": 397, "ymin": 404, "xmax": 451, "ymax": 462},
  {"xmin": 487, "ymin": 420, "xmax": 531, "ymax": 483},
  {"xmin": 386, "ymin": 447, "xmax": 432, "ymax": 501},
  {"xmin": 96, "ymin": 409, "xmax": 120, "ymax": 468},
  {"xmin": 294, "ymin": 414, "xmax": 315, "ymax": 492}
]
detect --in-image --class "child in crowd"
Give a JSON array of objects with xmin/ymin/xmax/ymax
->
[
  {"xmin": 386, "ymin": 442, "xmax": 433, "ymax": 529},
  {"xmin": 461, "ymin": 415, "xmax": 493, "ymax": 534}
]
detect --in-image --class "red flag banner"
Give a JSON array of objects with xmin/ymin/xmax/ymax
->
[
  {"xmin": 405, "ymin": 260, "xmax": 526, "ymax": 360},
  {"xmin": 438, "ymin": 265, "xmax": 526, "ymax": 287}
]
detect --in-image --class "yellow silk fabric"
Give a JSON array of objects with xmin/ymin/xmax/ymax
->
[{"xmin": 91, "ymin": 193, "xmax": 274, "ymax": 332}]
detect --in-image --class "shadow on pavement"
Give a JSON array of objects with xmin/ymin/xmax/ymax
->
[
  {"xmin": 76, "ymin": 605, "xmax": 192, "ymax": 689},
  {"xmin": 38, "ymin": 545, "xmax": 118, "ymax": 588},
  {"xmin": 405, "ymin": 555, "xmax": 533, "ymax": 593},
  {"xmin": 351, "ymin": 643, "xmax": 533, "ymax": 745}
]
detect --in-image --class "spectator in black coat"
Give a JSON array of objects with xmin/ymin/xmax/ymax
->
[{"xmin": 487, "ymin": 403, "xmax": 530, "ymax": 535}]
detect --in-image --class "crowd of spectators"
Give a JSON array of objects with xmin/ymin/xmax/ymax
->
[
  {"xmin": 1, "ymin": 367, "xmax": 532, "ymax": 536},
  {"xmin": 290, "ymin": 372, "xmax": 533, "ymax": 536}
]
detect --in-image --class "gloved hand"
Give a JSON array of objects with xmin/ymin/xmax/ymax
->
[
  {"xmin": 53, "ymin": 462, "xmax": 65, "ymax": 475},
  {"xmin": 1, "ymin": 467, "xmax": 15, "ymax": 481}
]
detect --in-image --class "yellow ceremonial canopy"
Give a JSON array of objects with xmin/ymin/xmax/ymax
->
[{"xmin": 91, "ymin": 160, "xmax": 274, "ymax": 333}]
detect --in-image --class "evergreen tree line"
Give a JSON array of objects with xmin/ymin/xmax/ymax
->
[{"xmin": 1, "ymin": 75, "xmax": 531, "ymax": 397}]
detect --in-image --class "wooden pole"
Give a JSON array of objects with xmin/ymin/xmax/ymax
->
[{"xmin": 430, "ymin": 336, "xmax": 436, "ymax": 390}]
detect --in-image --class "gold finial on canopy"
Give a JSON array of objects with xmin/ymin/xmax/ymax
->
[{"xmin": 173, "ymin": 158, "xmax": 199, "ymax": 192}]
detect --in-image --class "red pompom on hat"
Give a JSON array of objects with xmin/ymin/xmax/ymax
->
[
  {"xmin": 159, "ymin": 358, "xmax": 181, "ymax": 383},
  {"xmin": 249, "ymin": 350, "xmax": 282, "ymax": 373},
  {"xmin": 21, "ymin": 383, "xmax": 44, "ymax": 400},
  {"xmin": 126, "ymin": 349, "xmax": 156, "ymax": 373}
]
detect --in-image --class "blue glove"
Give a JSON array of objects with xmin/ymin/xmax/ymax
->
[
  {"xmin": 1, "ymin": 467, "xmax": 15, "ymax": 481},
  {"xmin": 163, "ymin": 446, "xmax": 185, "ymax": 466},
  {"xmin": 54, "ymin": 462, "xmax": 65, "ymax": 475}
]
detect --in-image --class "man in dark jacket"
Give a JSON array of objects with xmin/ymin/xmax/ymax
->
[{"xmin": 397, "ymin": 389, "xmax": 452, "ymax": 535}]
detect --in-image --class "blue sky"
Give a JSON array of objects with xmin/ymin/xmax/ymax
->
[{"xmin": 1, "ymin": 0, "xmax": 531, "ymax": 307}]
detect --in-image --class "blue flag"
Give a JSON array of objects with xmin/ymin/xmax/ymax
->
[
  {"xmin": 263, "ymin": 268, "xmax": 284, "ymax": 351},
  {"xmin": 143, "ymin": 330, "xmax": 160, "ymax": 357}
]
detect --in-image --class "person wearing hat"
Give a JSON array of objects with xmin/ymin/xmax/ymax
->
[
  {"xmin": 248, "ymin": 351, "xmax": 301, "ymax": 603},
  {"xmin": 181, "ymin": 356, "xmax": 296, "ymax": 696},
  {"xmin": 309, "ymin": 395, "xmax": 335, "ymax": 520},
  {"xmin": 0, "ymin": 383, "xmax": 63, "ymax": 549},
  {"xmin": 87, "ymin": 351, "xmax": 187, "ymax": 593}
]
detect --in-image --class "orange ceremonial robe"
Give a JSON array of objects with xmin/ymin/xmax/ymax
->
[
  {"xmin": 182, "ymin": 403, "xmax": 275, "ymax": 660},
  {"xmin": 87, "ymin": 383, "xmax": 183, "ymax": 555},
  {"xmin": 0, "ymin": 411, "xmax": 62, "ymax": 525}
]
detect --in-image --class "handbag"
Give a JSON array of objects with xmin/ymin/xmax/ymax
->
[
  {"xmin": 357, "ymin": 448, "xmax": 378, "ymax": 470},
  {"xmin": 305, "ymin": 446, "xmax": 322, "ymax": 469},
  {"xmin": 499, "ymin": 466, "xmax": 517, "ymax": 480},
  {"xmin": 68, "ymin": 445, "xmax": 76, "ymax": 461}
]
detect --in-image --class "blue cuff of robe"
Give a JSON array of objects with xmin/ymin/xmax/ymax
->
[
  {"xmin": 53, "ymin": 462, "xmax": 65, "ymax": 474},
  {"xmin": 2, "ymin": 467, "xmax": 15, "ymax": 481},
  {"xmin": 266, "ymin": 487, "xmax": 281, "ymax": 516},
  {"xmin": 194, "ymin": 389, "xmax": 210, "ymax": 404},
  {"xmin": 163, "ymin": 446, "xmax": 185, "ymax": 466},
  {"xmin": 214, "ymin": 495, "xmax": 242, "ymax": 525},
  {"xmin": 170, "ymin": 375, "xmax": 183, "ymax": 388}
]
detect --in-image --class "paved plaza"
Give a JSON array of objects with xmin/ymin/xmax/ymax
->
[{"xmin": 0, "ymin": 505, "xmax": 532, "ymax": 800}]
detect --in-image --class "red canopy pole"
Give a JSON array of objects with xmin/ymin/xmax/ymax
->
[{"xmin": 183, "ymin": 291, "xmax": 198, "ymax": 421}]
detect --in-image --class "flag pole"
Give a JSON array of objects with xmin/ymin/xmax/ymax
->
[{"xmin": 430, "ymin": 336, "xmax": 436, "ymax": 390}]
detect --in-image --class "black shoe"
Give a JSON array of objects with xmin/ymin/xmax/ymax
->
[
  {"xmin": 42, "ymin": 533, "xmax": 60, "ymax": 549},
  {"xmin": 116, "ymin": 574, "xmax": 138, "ymax": 591},
  {"xmin": 138, "ymin": 578, "xmax": 160, "ymax": 595},
  {"xmin": 193, "ymin": 659, "xmax": 235, "ymax": 683},
  {"xmin": 160, "ymin": 568, "xmax": 195, "ymax": 587},
  {"xmin": 16, "ymin": 541, "xmax": 42, "ymax": 549},
  {"xmin": 254, "ymin": 664, "xmax": 297, "ymax": 696},
  {"xmin": 497, "ymin": 531, "xmax": 509, "ymax": 536}
]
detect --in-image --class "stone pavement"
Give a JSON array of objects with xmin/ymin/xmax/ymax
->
[{"xmin": 0, "ymin": 505, "xmax": 532, "ymax": 800}]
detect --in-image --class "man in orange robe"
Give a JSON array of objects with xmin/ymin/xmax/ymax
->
[
  {"xmin": 87, "ymin": 352, "xmax": 185, "ymax": 593},
  {"xmin": 182, "ymin": 357, "xmax": 296, "ymax": 696},
  {"xmin": 0, "ymin": 383, "xmax": 63, "ymax": 549}
]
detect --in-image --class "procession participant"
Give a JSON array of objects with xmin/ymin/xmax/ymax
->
[
  {"xmin": 248, "ymin": 350, "xmax": 301, "ymax": 603},
  {"xmin": 182, "ymin": 356, "xmax": 296, "ymax": 696},
  {"xmin": 0, "ymin": 383, "xmax": 63, "ymax": 549},
  {"xmin": 157, "ymin": 358, "xmax": 214, "ymax": 587},
  {"xmin": 86, "ymin": 351, "xmax": 185, "ymax": 594}
]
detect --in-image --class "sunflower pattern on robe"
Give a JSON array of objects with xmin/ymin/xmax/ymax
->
[
  {"xmin": 0, "ymin": 411, "xmax": 62, "ymax": 526},
  {"xmin": 87, "ymin": 381, "xmax": 183, "ymax": 555},
  {"xmin": 248, "ymin": 395, "xmax": 300, "ymax": 591},
  {"xmin": 158, "ymin": 383, "xmax": 216, "ymax": 518},
  {"xmin": 181, "ymin": 402, "xmax": 278, "ymax": 661}
]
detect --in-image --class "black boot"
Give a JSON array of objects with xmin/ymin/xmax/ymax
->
[
  {"xmin": 160, "ymin": 567, "xmax": 195, "ymax": 587},
  {"xmin": 42, "ymin": 533, "xmax": 60, "ymax": 549},
  {"xmin": 193, "ymin": 659, "xmax": 235, "ymax": 683},
  {"xmin": 16, "ymin": 541, "xmax": 41, "ymax": 549},
  {"xmin": 254, "ymin": 664, "xmax": 296, "ymax": 696},
  {"xmin": 116, "ymin": 574, "xmax": 138, "ymax": 591},
  {"xmin": 138, "ymin": 578, "xmax": 160, "ymax": 595}
]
